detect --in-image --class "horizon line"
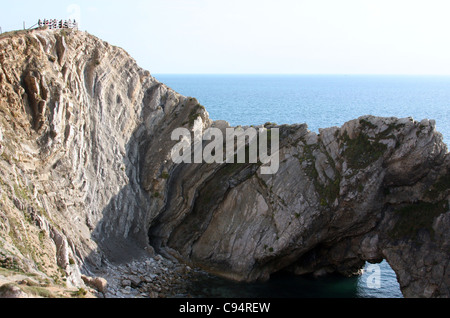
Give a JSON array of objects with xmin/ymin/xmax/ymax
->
[{"xmin": 153, "ymin": 73, "xmax": 450, "ymax": 77}]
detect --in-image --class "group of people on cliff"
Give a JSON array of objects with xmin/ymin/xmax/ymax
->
[{"xmin": 38, "ymin": 19, "xmax": 78, "ymax": 30}]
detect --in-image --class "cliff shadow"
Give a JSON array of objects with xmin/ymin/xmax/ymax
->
[{"xmin": 81, "ymin": 123, "xmax": 155, "ymax": 273}]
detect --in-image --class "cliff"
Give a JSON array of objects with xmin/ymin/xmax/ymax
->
[{"xmin": 0, "ymin": 29, "xmax": 448, "ymax": 298}]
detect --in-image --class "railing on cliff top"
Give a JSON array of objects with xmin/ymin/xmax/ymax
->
[{"xmin": 37, "ymin": 19, "xmax": 78, "ymax": 30}]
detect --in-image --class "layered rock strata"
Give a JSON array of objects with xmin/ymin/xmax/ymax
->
[{"xmin": 0, "ymin": 29, "xmax": 448, "ymax": 297}]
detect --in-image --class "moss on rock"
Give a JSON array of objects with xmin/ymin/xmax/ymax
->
[
  {"xmin": 389, "ymin": 200, "xmax": 449, "ymax": 241},
  {"xmin": 342, "ymin": 131, "xmax": 387, "ymax": 169}
]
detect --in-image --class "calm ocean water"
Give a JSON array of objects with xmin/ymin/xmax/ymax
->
[
  {"xmin": 155, "ymin": 75, "xmax": 450, "ymax": 145},
  {"xmin": 154, "ymin": 74, "xmax": 450, "ymax": 298}
]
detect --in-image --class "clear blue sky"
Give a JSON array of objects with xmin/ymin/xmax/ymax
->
[{"xmin": 2, "ymin": 0, "xmax": 450, "ymax": 75}]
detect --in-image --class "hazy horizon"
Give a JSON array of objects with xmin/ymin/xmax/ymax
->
[{"xmin": 2, "ymin": 1, "xmax": 450, "ymax": 75}]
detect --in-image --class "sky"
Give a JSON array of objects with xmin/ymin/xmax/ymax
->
[{"xmin": 1, "ymin": 0, "xmax": 450, "ymax": 75}]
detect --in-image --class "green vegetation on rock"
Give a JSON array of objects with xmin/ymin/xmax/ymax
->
[
  {"xmin": 389, "ymin": 200, "xmax": 449, "ymax": 240},
  {"xmin": 188, "ymin": 103, "xmax": 206, "ymax": 127},
  {"xmin": 426, "ymin": 172, "xmax": 450, "ymax": 200},
  {"xmin": 296, "ymin": 141, "xmax": 341, "ymax": 207},
  {"xmin": 342, "ymin": 131, "xmax": 387, "ymax": 169}
]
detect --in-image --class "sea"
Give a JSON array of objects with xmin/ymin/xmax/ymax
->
[{"xmin": 154, "ymin": 74, "xmax": 450, "ymax": 298}]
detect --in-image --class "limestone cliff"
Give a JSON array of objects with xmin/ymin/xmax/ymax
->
[{"xmin": 0, "ymin": 29, "xmax": 448, "ymax": 298}]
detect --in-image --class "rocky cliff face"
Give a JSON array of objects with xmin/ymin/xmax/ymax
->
[
  {"xmin": 0, "ymin": 28, "xmax": 161, "ymax": 288},
  {"xmin": 0, "ymin": 29, "xmax": 448, "ymax": 298},
  {"xmin": 149, "ymin": 116, "xmax": 449, "ymax": 298}
]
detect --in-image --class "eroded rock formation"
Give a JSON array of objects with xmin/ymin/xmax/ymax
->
[{"xmin": 0, "ymin": 29, "xmax": 448, "ymax": 297}]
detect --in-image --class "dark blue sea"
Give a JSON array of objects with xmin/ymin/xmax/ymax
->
[{"xmin": 154, "ymin": 74, "xmax": 450, "ymax": 298}]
